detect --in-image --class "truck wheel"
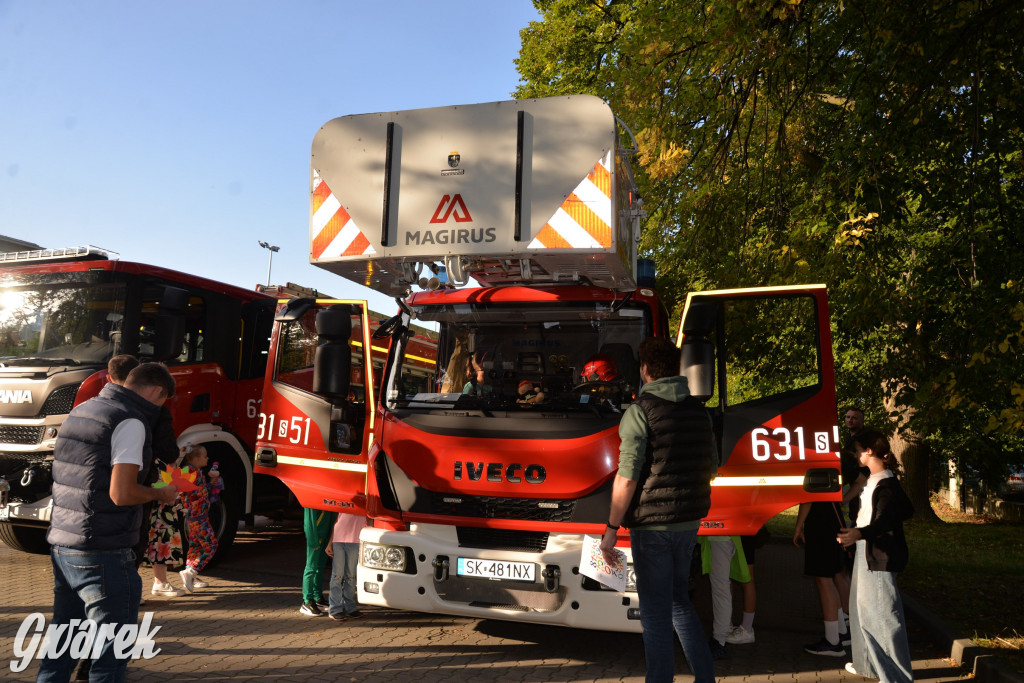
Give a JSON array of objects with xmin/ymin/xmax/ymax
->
[
  {"xmin": 204, "ymin": 486, "xmax": 239, "ymax": 569},
  {"xmin": 0, "ymin": 524, "xmax": 50, "ymax": 554}
]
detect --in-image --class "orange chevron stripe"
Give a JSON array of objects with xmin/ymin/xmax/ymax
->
[
  {"xmin": 343, "ymin": 231, "xmax": 371, "ymax": 256},
  {"xmin": 561, "ymin": 193, "xmax": 612, "ymax": 247},
  {"xmin": 589, "ymin": 162, "xmax": 611, "ymax": 197},
  {"xmin": 312, "ymin": 177, "xmax": 332, "ymax": 215},
  {"xmin": 534, "ymin": 224, "xmax": 572, "ymax": 249},
  {"xmin": 311, "ymin": 203, "xmax": 351, "ymax": 259}
]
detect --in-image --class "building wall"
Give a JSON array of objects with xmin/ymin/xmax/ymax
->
[{"xmin": 0, "ymin": 235, "xmax": 43, "ymax": 253}]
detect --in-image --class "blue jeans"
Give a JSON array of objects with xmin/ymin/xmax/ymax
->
[
  {"xmin": 36, "ymin": 546, "xmax": 142, "ymax": 683},
  {"xmin": 850, "ymin": 540, "xmax": 913, "ymax": 683},
  {"xmin": 631, "ymin": 528, "xmax": 714, "ymax": 683},
  {"xmin": 328, "ymin": 541, "xmax": 360, "ymax": 617}
]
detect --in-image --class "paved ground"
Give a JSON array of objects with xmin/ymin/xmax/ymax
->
[{"xmin": 0, "ymin": 524, "xmax": 970, "ymax": 682}]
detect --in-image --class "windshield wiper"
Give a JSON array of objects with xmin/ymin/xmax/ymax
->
[{"xmin": 0, "ymin": 356, "xmax": 79, "ymax": 367}]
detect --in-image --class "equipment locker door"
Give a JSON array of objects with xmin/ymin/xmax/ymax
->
[
  {"xmin": 677, "ymin": 285, "xmax": 843, "ymax": 535},
  {"xmin": 254, "ymin": 298, "xmax": 376, "ymax": 515}
]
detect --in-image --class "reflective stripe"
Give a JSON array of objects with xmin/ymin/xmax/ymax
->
[
  {"xmin": 711, "ymin": 475, "xmax": 807, "ymax": 486},
  {"xmin": 277, "ymin": 455, "xmax": 368, "ymax": 473},
  {"xmin": 311, "ymin": 171, "xmax": 375, "ymax": 259},
  {"xmin": 528, "ymin": 152, "xmax": 613, "ymax": 250}
]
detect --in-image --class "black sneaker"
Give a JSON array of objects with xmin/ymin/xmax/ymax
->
[
  {"xmin": 316, "ymin": 599, "xmax": 329, "ymax": 610},
  {"xmin": 328, "ymin": 612, "xmax": 348, "ymax": 621},
  {"xmin": 299, "ymin": 601, "xmax": 324, "ymax": 617},
  {"xmin": 346, "ymin": 610, "xmax": 364, "ymax": 619},
  {"xmin": 840, "ymin": 633, "xmax": 852, "ymax": 646},
  {"xmin": 804, "ymin": 637, "xmax": 845, "ymax": 657},
  {"xmin": 708, "ymin": 637, "xmax": 727, "ymax": 659}
]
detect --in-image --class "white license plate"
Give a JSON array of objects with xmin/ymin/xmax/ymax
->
[
  {"xmin": 0, "ymin": 506, "xmax": 9, "ymax": 522},
  {"xmin": 456, "ymin": 558, "xmax": 535, "ymax": 582}
]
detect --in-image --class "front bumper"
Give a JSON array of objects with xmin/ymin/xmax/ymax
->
[{"xmin": 356, "ymin": 524, "xmax": 643, "ymax": 633}]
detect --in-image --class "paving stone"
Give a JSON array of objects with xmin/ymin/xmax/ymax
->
[{"xmin": 0, "ymin": 531, "xmax": 969, "ymax": 682}]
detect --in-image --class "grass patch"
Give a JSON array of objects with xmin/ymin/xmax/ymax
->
[
  {"xmin": 901, "ymin": 495, "xmax": 1024, "ymax": 674},
  {"xmin": 763, "ymin": 497, "xmax": 1024, "ymax": 674}
]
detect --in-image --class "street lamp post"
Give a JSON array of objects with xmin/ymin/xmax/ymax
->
[{"xmin": 258, "ymin": 241, "xmax": 280, "ymax": 287}]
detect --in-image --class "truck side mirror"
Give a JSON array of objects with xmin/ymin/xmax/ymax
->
[
  {"xmin": 313, "ymin": 304, "xmax": 352, "ymax": 399},
  {"xmin": 152, "ymin": 286, "xmax": 189, "ymax": 362},
  {"xmin": 680, "ymin": 302, "xmax": 716, "ymax": 402}
]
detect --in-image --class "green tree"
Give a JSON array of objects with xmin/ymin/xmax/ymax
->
[{"xmin": 516, "ymin": 0, "xmax": 1024, "ymax": 513}]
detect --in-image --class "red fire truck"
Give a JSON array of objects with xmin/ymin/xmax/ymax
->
[
  {"xmin": 254, "ymin": 96, "xmax": 843, "ymax": 631},
  {"xmin": 0, "ymin": 246, "xmax": 287, "ymax": 558}
]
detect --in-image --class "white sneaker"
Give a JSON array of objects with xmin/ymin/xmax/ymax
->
[
  {"xmin": 180, "ymin": 567, "xmax": 196, "ymax": 593},
  {"xmin": 192, "ymin": 575, "xmax": 209, "ymax": 589},
  {"xmin": 724, "ymin": 625, "xmax": 755, "ymax": 644},
  {"xmin": 845, "ymin": 662, "xmax": 863, "ymax": 676},
  {"xmin": 151, "ymin": 582, "xmax": 185, "ymax": 597}
]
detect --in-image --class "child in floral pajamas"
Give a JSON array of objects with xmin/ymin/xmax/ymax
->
[{"xmin": 179, "ymin": 444, "xmax": 223, "ymax": 592}]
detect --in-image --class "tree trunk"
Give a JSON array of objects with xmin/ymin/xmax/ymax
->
[{"xmin": 888, "ymin": 427, "xmax": 940, "ymax": 523}]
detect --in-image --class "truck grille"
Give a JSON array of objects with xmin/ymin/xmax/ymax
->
[
  {"xmin": 40, "ymin": 384, "xmax": 80, "ymax": 416},
  {"xmin": 457, "ymin": 527, "xmax": 549, "ymax": 552},
  {"xmin": 0, "ymin": 451, "xmax": 49, "ymax": 477},
  {"xmin": 0, "ymin": 426, "xmax": 45, "ymax": 445},
  {"xmin": 429, "ymin": 493, "xmax": 576, "ymax": 522}
]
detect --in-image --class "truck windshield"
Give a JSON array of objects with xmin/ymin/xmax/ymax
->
[
  {"xmin": 387, "ymin": 301, "xmax": 648, "ymax": 414},
  {"xmin": 0, "ymin": 280, "xmax": 127, "ymax": 366}
]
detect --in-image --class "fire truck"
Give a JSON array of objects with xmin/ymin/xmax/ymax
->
[
  {"xmin": 254, "ymin": 96, "xmax": 843, "ymax": 631},
  {"xmin": 0, "ymin": 246, "xmax": 288, "ymax": 558}
]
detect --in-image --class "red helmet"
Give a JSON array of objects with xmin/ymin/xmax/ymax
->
[{"xmin": 580, "ymin": 354, "xmax": 619, "ymax": 382}]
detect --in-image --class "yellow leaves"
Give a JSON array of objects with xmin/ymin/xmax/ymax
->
[
  {"xmin": 636, "ymin": 127, "xmax": 691, "ymax": 180},
  {"xmin": 835, "ymin": 213, "xmax": 878, "ymax": 248},
  {"xmin": 641, "ymin": 40, "xmax": 674, "ymax": 57}
]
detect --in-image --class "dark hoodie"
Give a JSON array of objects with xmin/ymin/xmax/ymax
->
[{"xmin": 849, "ymin": 474, "xmax": 914, "ymax": 572}]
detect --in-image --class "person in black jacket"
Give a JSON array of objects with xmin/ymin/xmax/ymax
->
[
  {"xmin": 40, "ymin": 363, "xmax": 178, "ymax": 683},
  {"xmin": 837, "ymin": 429, "xmax": 915, "ymax": 682},
  {"xmin": 599, "ymin": 338, "xmax": 717, "ymax": 683}
]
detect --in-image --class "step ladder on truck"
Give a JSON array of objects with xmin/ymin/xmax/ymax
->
[{"xmin": 253, "ymin": 95, "xmax": 844, "ymax": 632}]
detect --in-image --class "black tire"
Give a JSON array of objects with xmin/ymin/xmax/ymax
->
[{"xmin": 0, "ymin": 523, "xmax": 51, "ymax": 554}]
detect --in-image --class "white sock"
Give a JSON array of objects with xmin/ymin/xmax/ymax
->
[
  {"xmin": 741, "ymin": 612, "xmax": 755, "ymax": 631},
  {"xmin": 838, "ymin": 609, "xmax": 849, "ymax": 634},
  {"xmin": 824, "ymin": 620, "xmax": 840, "ymax": 645}
]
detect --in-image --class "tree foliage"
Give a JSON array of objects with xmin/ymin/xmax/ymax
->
[{"xmin": 515, "ymin": 0, "xmax": 1024, "ymax": 494}]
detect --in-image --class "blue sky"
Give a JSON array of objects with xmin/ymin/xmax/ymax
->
[{"xmin": 0, "ymin": 0, "xmax": 540, "ymax": 313}]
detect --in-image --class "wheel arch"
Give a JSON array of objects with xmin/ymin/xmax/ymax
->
[{"xmin": 176, "ymin": 424, "xmax": 253, "ymax": 515}]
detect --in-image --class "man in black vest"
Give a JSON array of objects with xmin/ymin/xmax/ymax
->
[
  {"xmin": 600, "ymin": 338, "xmax": 717, "ymax": 683},
  {"xmin": 38, "ymin": 363, "xmax": 179, "ymax": 683}
]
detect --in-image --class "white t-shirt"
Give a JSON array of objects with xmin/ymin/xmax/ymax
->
[
  {"xmin": 855, "ymin": 469, "xmax": 894, "ymax": 528},
  {"xmin": 110, "ymin": 418, "xmax": 145, "ymax": 469}
]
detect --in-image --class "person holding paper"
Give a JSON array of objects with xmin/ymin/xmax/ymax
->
[{"xmin": 600, "ymin": 337, "xmax": 718, "ymax": 683}]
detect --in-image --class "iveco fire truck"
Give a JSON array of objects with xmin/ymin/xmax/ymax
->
[
  {"xmin": 254, "ymin": 96, "xmax": 842, "ymax": 632},
  {"xmin": 0, "ymin": 246, "xmax": 287, "ymax": 558}
]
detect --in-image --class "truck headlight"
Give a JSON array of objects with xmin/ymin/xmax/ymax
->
[
  {"xmin": 625, "ymin": 563, "xmax": 637, "ymax": 593},
  {"xmin": 361, "ymin": 541, "xmax": 411, "ymax": 572}
]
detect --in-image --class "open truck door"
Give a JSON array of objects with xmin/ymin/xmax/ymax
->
[
  {"xmin": 254, "ymin": 298, "xmax": 376, "ymax": 515},
  {"xmin": 678, "ymin": 284, "xmax": 842, "ymax": 535}
]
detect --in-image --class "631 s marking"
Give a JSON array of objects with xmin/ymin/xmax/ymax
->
[{"xmin": 750, "ymin": 426, "xmax": 837, "ymax": 462}]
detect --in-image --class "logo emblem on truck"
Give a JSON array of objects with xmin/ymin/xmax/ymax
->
[
  {"xmin": 430, "ymin": 194, "xmax": 473, "ymax": 224},
  {"xmin": 453, "ymin": 461, "xmax": 546, "ymax": 484},
  {"xmin": 447, "ymin": 151, "xmax": 461, "ymax": 168},
  {"xmin": 0, "ymin": 390, "xmax": 32, "ymax": 404}
]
